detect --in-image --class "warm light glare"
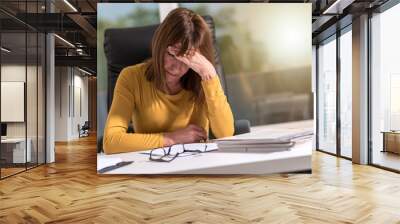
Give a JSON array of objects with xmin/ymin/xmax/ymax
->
[
  {"xmin": 54, "ymin": 34, "xmax": 75, "ymax": 48},
  {"xmin": 322, "ymin": 0, "xmax": 355, "ymax": 14},
  {"xmin": 78, "ymin": 67, "xmax": 92, "ymax": 76},
  {"xmin": 1, "ymin": 47, "xmax": 11, "ymax": 53},
  {"xmin": 281, "ymin": 26, "xmax": 303, "ymax": 50},
  {"xmin": 63, "ymin": 0, "xmax": 78, "ymax": 12}
]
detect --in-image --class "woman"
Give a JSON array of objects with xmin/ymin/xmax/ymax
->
[{"xmin": 103, "ymin": 8, "xmax": 234, "ymax": 154}]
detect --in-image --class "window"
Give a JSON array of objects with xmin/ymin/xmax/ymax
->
[
  {"xmin": 370, "ymin": 2, "xmax": 400, "ymax": 171},
  {"xmin": 97, "ymin": 3, "xmax": 160, "ymax": 91},
  {"xmin": 180, "ymin": 3, "xmax": 313, "ymax": 126},
  {"xmin": 339, "ymin": 27, "xmax": 352, "ymax": 158},
  {"xmin": 317, "ymin": 36, "xmax": 337, "ymax": 154}
]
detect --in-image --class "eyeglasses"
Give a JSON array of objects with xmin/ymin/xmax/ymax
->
[{"xmin": 149, "ymin": 143, "xmax": 212, "ymax": 162}]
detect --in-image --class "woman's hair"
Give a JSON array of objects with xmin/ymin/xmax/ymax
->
[{"xmin": 144, "ymin": 8, "xmax": 215, "ymax": 103}]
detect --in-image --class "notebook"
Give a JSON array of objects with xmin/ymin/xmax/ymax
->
[{"xmin": 215, "ymin": 128, "xmax": 313, "ymax": 152}]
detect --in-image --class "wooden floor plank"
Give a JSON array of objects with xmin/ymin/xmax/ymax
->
[{"xmin": 1, "ymin": 134, "xmax": 400, "ymax": 223}]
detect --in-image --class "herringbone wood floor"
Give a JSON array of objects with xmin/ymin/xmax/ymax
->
[{"xmin": 1, "ymin": 134, "xmax": 400, "ymax": 224}]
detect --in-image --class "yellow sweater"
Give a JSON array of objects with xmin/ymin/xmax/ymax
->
[{"xmin": 103, "ymin": 63, "xmax": 234, "ymax": 154}]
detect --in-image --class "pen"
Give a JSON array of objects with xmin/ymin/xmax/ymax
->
[{"xmin": 98, "ymin": 161, "xmax": 134, "ymax": 174}]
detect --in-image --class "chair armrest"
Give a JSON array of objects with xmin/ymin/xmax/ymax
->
[
  {"xmin": 97, "ymin": 136, "xmax": 104, "ymax": 153},
  {"xmin": 234, "ymin": 119, "xmax": 251, "ymax": 135},
  {"xmin": 127, "ymin": 123, "xmax": 134, "ymax": 133},
  {"xmin": 209, "ymin": 119, "xmax": 251, "ymax": 139}
]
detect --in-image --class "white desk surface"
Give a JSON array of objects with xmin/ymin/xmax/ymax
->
[
  {"xmin": 1, "ymin": 138, "xmax": 27, "ymax": 143},
  {"xmin": 97, "ymin": 120, "xmax": 313, "ymax": 175}
]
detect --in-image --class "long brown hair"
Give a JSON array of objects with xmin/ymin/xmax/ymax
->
[{"xmin": 145, "ymin": 8, "xmax": 215, "ymax": 103}]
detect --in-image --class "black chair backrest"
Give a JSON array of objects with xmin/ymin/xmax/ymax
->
[
  {"xmin": 82, "ymin": 121, "xmax": 89, "ymax": 129},
  {"xmin": 103, "ymin": 15, "xmax": 226, "ymax": 110}
]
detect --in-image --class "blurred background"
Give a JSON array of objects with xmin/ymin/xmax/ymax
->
[{"xmin": 97, "ymin": 3, "xmax": 312, "ymax": 128}]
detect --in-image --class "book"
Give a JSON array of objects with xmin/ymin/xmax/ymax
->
[{"xmin": 215, "ymin": 128, "xmax": 313, "ymax": 153}]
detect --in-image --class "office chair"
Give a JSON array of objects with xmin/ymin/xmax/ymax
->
[
  {"xmin": 99, "ymin": 16, "xmax": 250, "ymax": 153},
  {"xmin": 78, "ymin": 121, "xmax": 90, "ymax": 138}
]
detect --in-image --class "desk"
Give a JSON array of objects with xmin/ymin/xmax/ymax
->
[
  {"xmin": 1, "ymin": 138, "xmax": 31, "ymax": 163},
  {"xmin": 97, "ymin": 121, "xmax": 313, "ymax": 174}
]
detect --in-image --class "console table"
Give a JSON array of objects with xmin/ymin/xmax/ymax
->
[
  {"xmin": 1, "ymin": 138, "xmax": 32, "ymax": 165},
  {"xmin": 381, "ymin": 131, "xmax": 400, "ymax": 154}
]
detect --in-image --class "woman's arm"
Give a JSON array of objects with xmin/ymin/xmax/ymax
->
[
  {"xmin": 103, "ymin": 67, "xmax": 164, "ymax": 154},
  {"xmin": 201, "ymin": 75, "xmax": 234, "ymax": 138},
  {"xmin": 169, "ymin": 47, "xmax": 234, "ymax": 138}
]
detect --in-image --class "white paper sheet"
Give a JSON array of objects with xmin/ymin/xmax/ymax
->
[{"xmin": 97, "ymin": 157, "xmax": 122, "ymax": 170}]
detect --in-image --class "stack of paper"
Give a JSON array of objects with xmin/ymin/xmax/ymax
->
[{"xmin": 215, "ymin": 128, "xmax": 313, "ymax": 153}]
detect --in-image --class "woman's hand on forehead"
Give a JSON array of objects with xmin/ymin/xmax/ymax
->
[
  {"xmin": 168, "ymin": 46, "xmax": 196, "ymax": 57},
  {"xmin": 167, "ymin": 46, "xmax": 216, "ymax": 81}
]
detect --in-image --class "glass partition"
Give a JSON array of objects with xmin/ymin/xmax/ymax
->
[
  {"xmin": 1, "ymin": 31, "xmax": 28, "ymax": 178},
  {"xmin": 27, "ymin": 30, "xmax": 38, "ymax": 169},
  {"xmin": 38, "ymin": 32, "xmax": 45, "ymax": 165},
  {"xmin": 0, "ymin": 1, "xmax": 46, "ymax": 179},
  {"xmin": 371, "ymin": 3, "xmax": 400, "ymax": 171},
  {"xmin": 339, "ymin": 28, "xmax": 352, "ymax": 158},
  {"xmin": 317, "ymin": 35, "xmax": 337, "ymax": 155}
]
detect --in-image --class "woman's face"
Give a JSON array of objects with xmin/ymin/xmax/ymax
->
[{"xmin": 164, "ymin": 43, "xmax": 190, "ymax": 80}]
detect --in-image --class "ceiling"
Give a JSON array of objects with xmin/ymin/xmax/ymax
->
[
  {"xmin": 0, "ymin": 0, "xmax": 393, "ymax": 75},
  {"xmin": 1, "ymin": 0, "xmax": 97, "ymax": 74}
]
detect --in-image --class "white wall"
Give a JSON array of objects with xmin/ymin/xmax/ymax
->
[
  {"xmin": 1, "ymin": 64, "xmax": 26, "ymax": 81},
  {"xmin": 55, "ymin": 67, "xmax": 89, "ymax": 141},
  {"xmin": 71, "ymin": 72, "xmax": 89, "ymax": 138},
  {"xmin": 55, "ymin": 66, "xmax": 68, "ymax": 141},
  {"xmin": 1, "ymin": 65, "xmax": 35, "ymax": 138},
  {"xmin": 1, "ymin": 65, "xmax": 25, "ymax": 130},
  {"xmin": 1, "ymin": 63, "xmax": 46, "ymax": 163},
  {"xmin": 1, "ymin": 65, "xmax": 25, "ymax": 142}
]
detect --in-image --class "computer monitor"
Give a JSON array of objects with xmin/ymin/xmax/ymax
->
[{"xmin": 1, "ymin": 123, "xmax": 7, "ymax": 137}]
